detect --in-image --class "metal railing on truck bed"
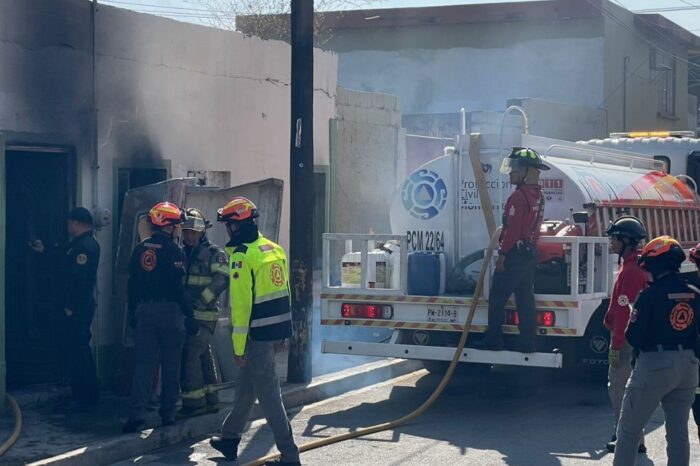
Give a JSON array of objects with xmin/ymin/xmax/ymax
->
[{"xmin": 322, "ymin": 233, "xmax": 612, "ymax": 302}]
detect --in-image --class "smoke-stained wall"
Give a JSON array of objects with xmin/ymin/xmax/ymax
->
[{"xmin": 0, "ymin": 0, "xmax": 338, "ymax": 378}]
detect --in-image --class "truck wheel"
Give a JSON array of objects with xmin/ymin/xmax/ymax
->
[{"xmin": 572, "ymin": 301, "xmax": 609, "ymax": 381}]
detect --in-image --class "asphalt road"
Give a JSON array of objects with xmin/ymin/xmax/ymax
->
[{"xmin": 112, "ymin": 365, "xmax": 700, "ymax": 466}]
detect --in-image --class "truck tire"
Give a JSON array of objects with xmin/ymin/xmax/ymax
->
[{"xmin": 572, "ymin": 300, "xmax": 609, "ymax": 381}]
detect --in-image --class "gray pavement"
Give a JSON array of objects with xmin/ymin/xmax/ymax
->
[{"xmin": 112, "ymin": 366, "xmax": 700, "ymax": 466}]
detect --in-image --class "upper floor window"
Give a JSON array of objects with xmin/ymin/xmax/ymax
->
[{"xmin": 651, "ymin": 48, "xmax": 677, "ymax": 117}]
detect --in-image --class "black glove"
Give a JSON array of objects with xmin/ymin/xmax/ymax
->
[{"xmin": 185, "ymin": 316, "xmax": 199, "ymax": 336}]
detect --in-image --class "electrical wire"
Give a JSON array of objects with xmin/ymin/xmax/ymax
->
[
  {"xmin": 241, "ymin": 227, "xmax": 504, "ymax": 466},
  {"xmin": 589, "ymin": 0, "xmax": 700, "ymax": 72}
]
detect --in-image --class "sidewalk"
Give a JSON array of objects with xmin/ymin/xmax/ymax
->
[{"xmin": 0, "ymin": 358, "xmax": 422, "ymax": 466}]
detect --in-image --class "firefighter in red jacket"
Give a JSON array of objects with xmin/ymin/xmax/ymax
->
[
  {"xmin": 603, "ymin": 216, "xmax": 648, "ymax": 454},
  {"xmin": 475, "ymin": 147, "xmax": 548, "ymax": 353}
]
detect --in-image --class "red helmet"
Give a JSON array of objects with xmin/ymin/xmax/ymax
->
[
  {"xmin": 148, "ymin": 202, "xmax": 185, "ymax": 227},
  {"xmin": 689, "ymin": 242, "xmax": 700, "ymax": 265},
  {"xmin": 217, "ymin": 197, "xmax": 258, "ymax": 223},
  {"xmin": 638, "ymin": 235, "xmax": 685, "ymax": 272}
]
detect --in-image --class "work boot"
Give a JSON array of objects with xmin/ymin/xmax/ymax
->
[
  {"xmin": 606, "ymin": 439, "xmax": 616, "ymax": 453},
  {"xmin": 264, "ymin": 460, "xmax": 301, "ymax": 466},
  {"xmin": 509, "ymin": 337, "xmax": 536, "ymax": 353},
  {"xmin": 473, "ymin": 332, "xmax": 505, "ymax": 351},
  {"xmin": 606, "ymin": 439, "xmax": 646, "ymax": 454},
  {"xmin": 210, "ymin": 436, "xmax": 240, "ymax": 461},
  {"xmin": 122, "ymin": 418, "xmax": 145, "ymax": 434}
]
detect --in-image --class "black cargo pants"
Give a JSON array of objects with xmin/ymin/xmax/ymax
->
[
  {"xmin": 62, "ymin": 305, "xmax": 99, "ymax": 403},
  {"xmin": 128, "ymin": 302, "xmax": 185, "ymax": 422},
  {"xmin": 486, "ymin": 245, "xmax": 537, "ymax": 340}
]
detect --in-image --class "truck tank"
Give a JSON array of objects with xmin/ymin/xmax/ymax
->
[{"xmin": 390, "ymin": 133, "xmax": 700, "ymax": 294}]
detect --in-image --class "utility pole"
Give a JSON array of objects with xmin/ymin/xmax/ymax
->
[{"xmin": 287, "ymin": 0, "xmax": 314, "ymax": 383}]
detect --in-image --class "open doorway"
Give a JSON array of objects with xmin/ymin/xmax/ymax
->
[{"xmin": 5, "ymin": 146, "xmax": 76, "ymax": 388}]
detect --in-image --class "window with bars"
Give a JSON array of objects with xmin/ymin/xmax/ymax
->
[{"xmin": 651, "ymin": 48, "xmax": 677, "ymax": 117}]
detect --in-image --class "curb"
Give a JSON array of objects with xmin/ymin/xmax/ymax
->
[{"xmin": 28, "ymin": 359, "xmax": 423, "ymax": 466}]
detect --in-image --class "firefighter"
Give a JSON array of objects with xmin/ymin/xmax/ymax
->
[
  {"xmin": 474, "ymin": 147, "xmax": 549, "ymax": 353},
  {"xmin": 603, "ymin": 216, "xmax": 648, "ymax": 454},
  {"xmin": 209, "ymin": 197, "xmax": 300, "ymax": 466},
  {"xmin": 178, "ymin": 208, "xmax": 229, "ymax": 416},
  {"xmin": 31, "ymin": 207, "xmax": 100, "ymax": 406},
  {"xmin": 687, "ymin": 243, "xmax": 700, "ymax": 445},
  {"xmin": 613, "ymin": 236, "xmax": 700, "ymax": 466},
  {"xmin": 122, "ymin": 202, "xmax": 199, "ymax": 433}
]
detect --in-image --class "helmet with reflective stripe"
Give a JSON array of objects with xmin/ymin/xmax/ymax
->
[
  {"xmin": 638, "ymin": 235, "xmax": 685, "ymax": 272},
  {"xmin": 182, "ymin": 208, "xmax": 211, "ymax": 231},
  {"xmin": 148, "ymin": 202, "xmax": 185, "ymax": 227},
  {"xmin": 500, "ymin": 147, "xmax": 550, "ymax": 174},
  {"xmin": 217, "ymin": 197, "xmax": 259, "ymax": 223},
  {"xmin": 605, "ymin": 216, "xmax": 646, "ymax": 241}
]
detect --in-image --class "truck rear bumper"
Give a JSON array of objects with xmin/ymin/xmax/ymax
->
[{"xmin": 322, "ymin": 340, "xmax": 564, "ymax": 369}]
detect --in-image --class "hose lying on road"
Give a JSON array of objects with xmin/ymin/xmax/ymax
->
[
  {"xmin": 0, "ymin": 394, "xmax": 23, "ymax": 457},
  {"xmin": 243, "ymin": 227, "xmax": 503, "ymax": 466}
]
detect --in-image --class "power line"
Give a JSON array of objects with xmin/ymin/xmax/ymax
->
[
  {"xmin": 588, "ymin": 0, "xmax": 700, "ymax": 73},
  {"xmin": 599, "ymin": 57, "xmax": 649, "ymax": 107},
  {"xmin": 99, "ymin": 0, "xmax": 227, "ymax": 13},
  {"xmin": 634, "ymin": 5, "xmax": 700, "ymax": 13}
]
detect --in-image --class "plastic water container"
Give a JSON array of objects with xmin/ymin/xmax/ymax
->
[
  {"xmin": 407, "ymin": 252, "xmax": 444, "ymax": 296},
  {"xmin": 341, "ymin": 250, "xmax": 389, "ymax": 288}
]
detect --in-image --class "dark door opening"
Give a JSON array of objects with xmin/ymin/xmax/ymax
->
[{"xmin": 5, "ymin": 147, "xmax": 75, "ymax": 388}]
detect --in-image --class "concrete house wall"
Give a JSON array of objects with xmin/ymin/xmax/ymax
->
[
  {"xmin": 0, "ymin": 0, "xmax": 337, "ymax": 391},
  {"xmin": 601, "ymin": 2, "xmax": 691, "ymax": 132}
]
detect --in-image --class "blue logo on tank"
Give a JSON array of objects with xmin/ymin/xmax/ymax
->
[{"xmin": 401, "ymin": 169, "xmax": 448, "ymax": 220}]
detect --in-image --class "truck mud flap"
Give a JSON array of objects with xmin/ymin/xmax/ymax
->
[{"xmin": 322, "ymin": 340, "xmax": 563, "ymax": 369}]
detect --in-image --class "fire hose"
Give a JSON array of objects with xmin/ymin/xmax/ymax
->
[
  {"xmin": 0, "ymin": 394, "xmax": 22, "ymax": 457},
  {"xmin": 243, "ymin": 226, "xmax": 503, "ymax": 466}
]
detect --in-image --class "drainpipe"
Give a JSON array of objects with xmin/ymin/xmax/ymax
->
[
  {"xmin": 623, "ymin": 56, "xmax": 629, "ymax": 132},
  {"xmin": 91, "ymin": 0, "xmax": 99, "ymax": 210},
  {"xmin": 90, "ymin": 0, "xmax": 101, "ymax": 379}
]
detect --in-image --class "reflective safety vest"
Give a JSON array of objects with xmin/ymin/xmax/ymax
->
[
  {"xmin": 226, "ymin": 233, "xmax": 292, "ymax": 356},
  {"xmin": 184, "ymin": 239, "xmax": 229, "ymax": 321}
]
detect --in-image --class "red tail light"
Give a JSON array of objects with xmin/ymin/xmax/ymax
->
[
  {"xmin": 538, "ymin": 311, "xmax": 555, "ymax": 327},
  {"xmin": 505, "ymin": 310, "xmax": 556, "ymax": 327},
  {"xmin": 342, "ymin": 303, "xmax": 393, "ymax": 319}
]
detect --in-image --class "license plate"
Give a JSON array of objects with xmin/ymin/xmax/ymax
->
[{"xmin": 427, "ymin": 306, "xmax": 459, "ymax": 323}]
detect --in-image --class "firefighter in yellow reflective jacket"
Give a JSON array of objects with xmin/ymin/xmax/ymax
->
[
  {"xmin": 210, "ymin": 196, "xmax": 300, "ymax": 466},
  {"xmin": 179, "ymin": 208, "xmax": 229, "ymax": 416}
]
